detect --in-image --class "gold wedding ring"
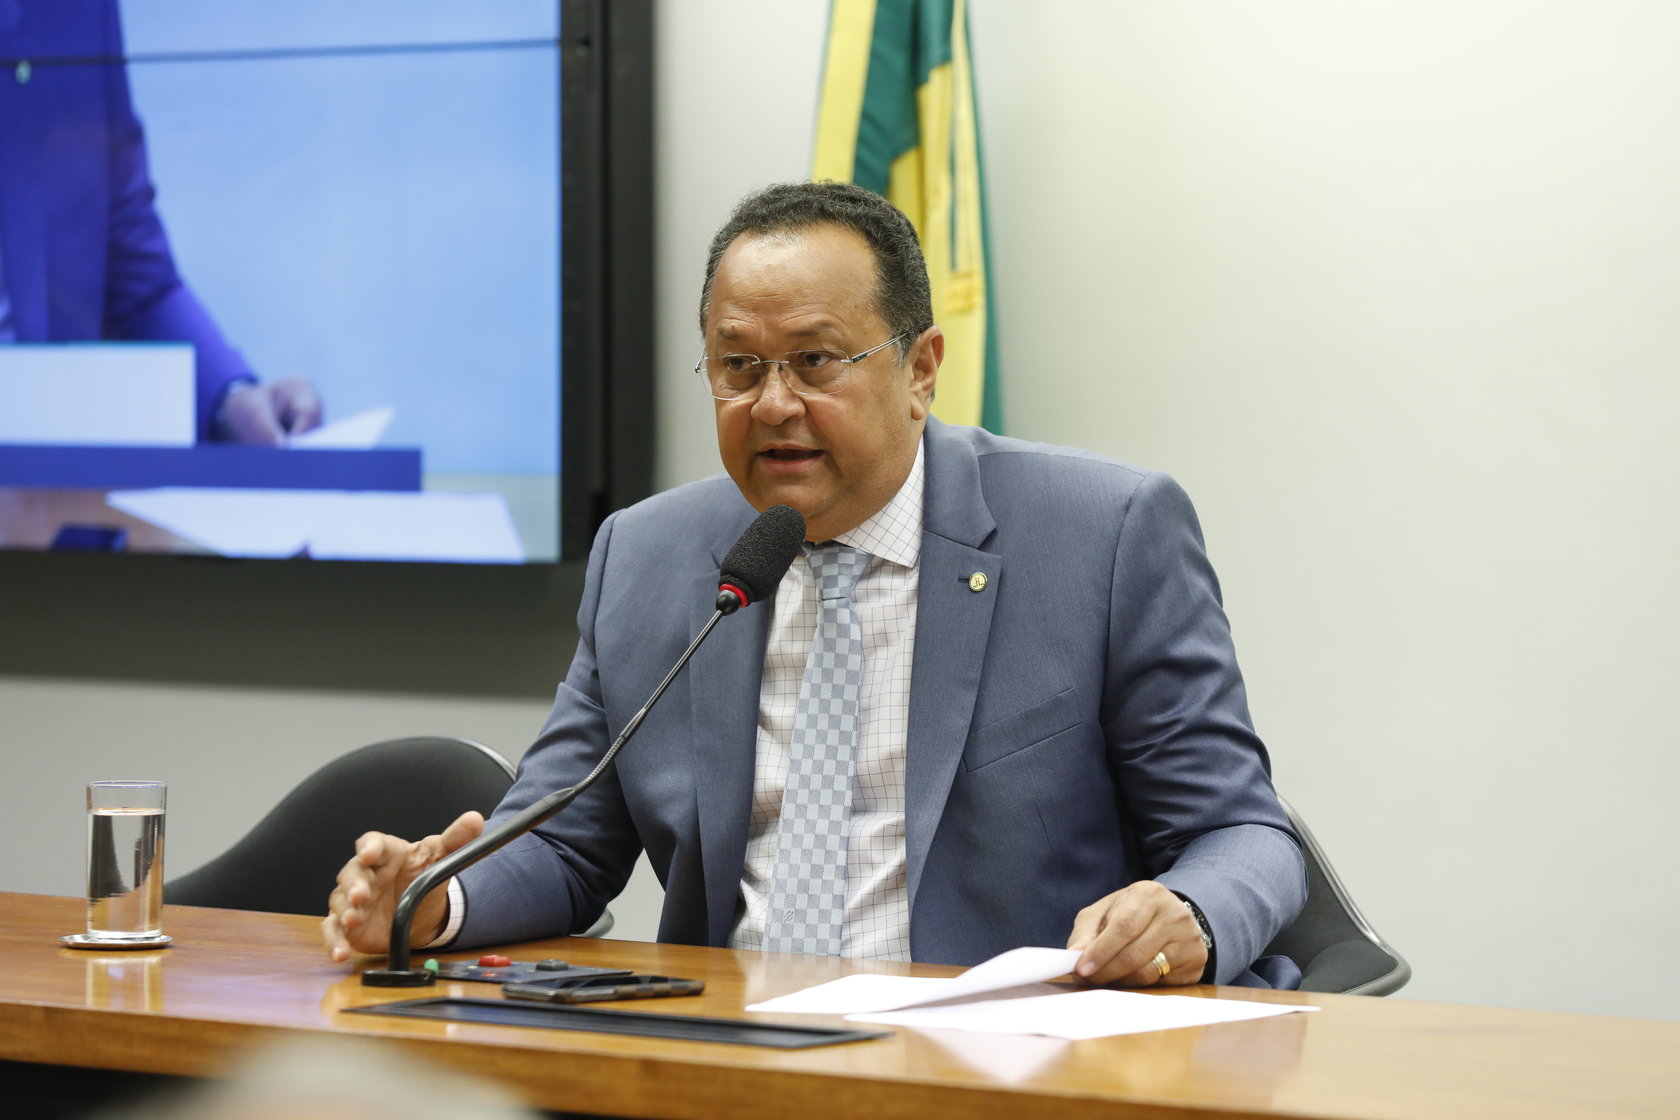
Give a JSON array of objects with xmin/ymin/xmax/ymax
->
[{"xmin": 1151, "ymin": 951, "xmax": 1171, "ymax": 981}]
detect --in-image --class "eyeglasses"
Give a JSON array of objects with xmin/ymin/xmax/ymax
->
[{"xmin": 696, "ymin": 332, "xmax": 910, "ymax": 400}]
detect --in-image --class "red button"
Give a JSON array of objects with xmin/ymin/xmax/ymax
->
[{"xmin": 478, "ymin": 955, "xmax": 512, "ymax": 967}]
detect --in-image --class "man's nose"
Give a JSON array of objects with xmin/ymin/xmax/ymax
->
[{"xmin": 750, "ymin": 364, "xmax": 806, "ymax": 422}]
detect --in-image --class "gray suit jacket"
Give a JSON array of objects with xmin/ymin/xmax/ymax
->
[{"xmin": 458, "ymin": 419, "xmax": 1306, "ymax": 986}]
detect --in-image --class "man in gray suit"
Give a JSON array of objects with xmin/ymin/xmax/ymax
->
[{"xmin": 324, "ymin": 182, "xmax": 1305, "ymax": 987}]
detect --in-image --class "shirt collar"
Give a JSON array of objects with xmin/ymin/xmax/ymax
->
[{"xmin": 831, "ymin": 438, "xmax": 924, "ymax": 569}]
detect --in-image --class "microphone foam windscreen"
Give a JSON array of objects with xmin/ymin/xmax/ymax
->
[{"xmin": 719, "ymin": 504, "xmax": 807, "ymax": 603}]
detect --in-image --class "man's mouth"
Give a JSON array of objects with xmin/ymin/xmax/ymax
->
[{"xmin": 761, "ymin": 448, "xmax": 821, "ymax": 462}]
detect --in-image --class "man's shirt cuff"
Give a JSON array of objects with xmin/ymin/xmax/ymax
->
[{"xmin": 419, "ymin": 877, "xmax": 466, "ymax": 950}]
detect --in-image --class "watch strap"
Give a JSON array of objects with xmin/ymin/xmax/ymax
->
[{"xmin": 1172, "ymin": 891, "xmax": 1216, "ymax": 984}]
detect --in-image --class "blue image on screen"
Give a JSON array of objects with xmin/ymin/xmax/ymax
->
[
  {"xmin": 0, "ymin": 1, "xmax": 563, "ymax": 562},
  {"xmin": 122, "ymin": 0, "xmax": 562, "ymax": 484}
]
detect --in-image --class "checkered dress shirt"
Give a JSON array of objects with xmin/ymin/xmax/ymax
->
[{"xmin": 728, "ymin": 444, "xmax": 924, "ymax": 960}]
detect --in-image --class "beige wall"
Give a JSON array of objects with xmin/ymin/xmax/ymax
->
[
  {"xmin": 967, "ymin": 1, "xmax": 1680, "ymax": 1021},
  {"xmin": 5, "ymin": 1, "xmax": 1675, "ymax": 1020}
]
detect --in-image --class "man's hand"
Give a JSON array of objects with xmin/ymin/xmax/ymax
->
[
  {"xmin": 218, "ymin": 377, "xmax": 325, "ymax": 446},
  {"xmin": 1066, "ymin": 880, "xmax": 1209, "ymax": 986},
  {"xmin": 321, "ymin": 811, "xmax": 485, "ymax": 963}
]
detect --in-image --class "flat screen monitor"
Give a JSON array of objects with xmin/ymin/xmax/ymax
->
[{"xmin": 0, "ymin": 0, "xmax": 650, "ymax": 566}]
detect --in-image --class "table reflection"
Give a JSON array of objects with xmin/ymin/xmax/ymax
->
[{"xmin": 85, "ymin": 952, "xmax": 165, "ymax": 1011}]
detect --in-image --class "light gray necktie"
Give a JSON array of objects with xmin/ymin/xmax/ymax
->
[{"xmin": 763, "ymin": 543, "xmax": 868, "ymax": 956}]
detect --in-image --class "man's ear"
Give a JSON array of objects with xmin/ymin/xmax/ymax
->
[{"xmin": 907, "ymin": 326, "xmax": 943, "ymax": 419}]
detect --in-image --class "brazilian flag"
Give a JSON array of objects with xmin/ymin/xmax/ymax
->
[{"xmin": 813, "ymin": 0, "xmax": 1001, "ymax": 433}]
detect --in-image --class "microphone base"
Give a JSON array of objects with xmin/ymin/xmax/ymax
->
[{"xmin": 361, "ymin": 968, "xmax": 438, "ymax": 987}]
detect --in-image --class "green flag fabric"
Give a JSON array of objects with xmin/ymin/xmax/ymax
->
[{"xmin": 813, "ymin": 0, "xmax": 1001, "ymax": 432}]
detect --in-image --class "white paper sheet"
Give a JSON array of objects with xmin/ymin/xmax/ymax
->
[
  {"xmin": 745, "ymin": 946, "xmax": 1318, "ymax": 1041},
  {"xmin": 848, "ymin": 988, "xmax": 1317, "ymax": 1041},
  {"xmin": 744, "ymin": 947, "xmax": 1081, "ymax": 1014},
  {"xmin": 106, "ymin": 487, "xmax": 524, "ymax": 563},
  {"xmin": 287, "ymin": 406, "xmax": 394, "ymax": 449}
]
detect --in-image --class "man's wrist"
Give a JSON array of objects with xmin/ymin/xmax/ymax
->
[
  {"xmin": 1173, "ymin": 891, "xmax": 1217, "ymax": 983},
  {"xmin": 211, "ymin": 377, "xmax": 260, "ymax": 440}
]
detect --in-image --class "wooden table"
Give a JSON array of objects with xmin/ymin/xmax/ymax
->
[
  {"xmin": 0, "ymin": 488, "xmax": 197, "ymax": 551},
  {"xmin": 1, "ymin": 893, "xmax": 1675, "ymax": 1119}
]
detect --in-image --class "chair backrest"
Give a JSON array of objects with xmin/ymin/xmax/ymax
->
[
  {"xmin": 1264, "ymin": 796, "xmax": 1412, "ymax": 996},
  {"xmin": 165, "ymin": 736, "xmax": 516, "ymax": 917}
]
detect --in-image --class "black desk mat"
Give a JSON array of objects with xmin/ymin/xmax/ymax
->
[{"xmin": 346, "ymin": 997, "xmax": 890, "ymax": 1049}]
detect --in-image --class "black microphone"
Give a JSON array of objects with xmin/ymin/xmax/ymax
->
[
  {"xmin": 717, "ymin": 504, "xmax": 806, "ymax": 613},
  {"xmin": 364, "ymin": 504, "xmax": 807, "ymax": 985}
]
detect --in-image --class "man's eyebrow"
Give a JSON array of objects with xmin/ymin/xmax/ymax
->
[
  {"xmin": 714, "ymin": 323, "xmax": 842, "ymax": 346},
  {"xmin": 785, "ymin": 321, "xmax": 842, "ymax": 339}
]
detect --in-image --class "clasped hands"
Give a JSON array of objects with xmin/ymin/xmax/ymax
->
[
  {"xmin": 322, "ymin": 810, "xmax": 485, "ymax": 963},
  {"xmin": 324, "ymin": 815, "xmax": 1208, "ymax": 987}
]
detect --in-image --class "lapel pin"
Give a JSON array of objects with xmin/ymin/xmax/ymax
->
[
  {"xmin": 16, "ymin": 60, "xmax": 32, "ymax": 85},
  {"xmin": 967, "ymin": 571, "xmax": 989, "ymax": 593}
]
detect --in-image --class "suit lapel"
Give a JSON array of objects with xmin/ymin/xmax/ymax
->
[
  {"xmin": 904, "ymin": 421, "xmax": 999, "ymax": 908},
  {"xmin": 689, "ymin": 520, "xmax": 772, "ymax": 945}
]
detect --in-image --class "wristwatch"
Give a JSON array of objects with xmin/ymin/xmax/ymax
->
[{"xmin": 1173, "ymin": 892, "xmax": 1216, "ymax": 983}]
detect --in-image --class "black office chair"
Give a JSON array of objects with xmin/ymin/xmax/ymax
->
[
  {"xmin": 1264, "ymin": 796, "xmax": 1411, "ymax": 995},
  {"xmin": 165, "ymin": 735, "xmax": 614, "ymax": 937}
]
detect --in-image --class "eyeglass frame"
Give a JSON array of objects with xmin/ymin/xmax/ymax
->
[{"xmin": 695, "ymin": 331, "xmax": 914, "ymax": 401}]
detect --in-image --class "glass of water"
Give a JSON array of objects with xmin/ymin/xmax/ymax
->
[{"xmin": 85, "ymin": 780, "xmax": 167, "ymax": 941}]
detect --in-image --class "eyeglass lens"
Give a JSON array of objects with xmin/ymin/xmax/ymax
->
[{"xmin": 703, "ymin": 351, "xmax": 851, "ymax": 398}]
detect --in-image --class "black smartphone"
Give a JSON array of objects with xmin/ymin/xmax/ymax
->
[{"xmin": 502, "ymin": 974, "xmax": 706, "ymax": 1004}]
